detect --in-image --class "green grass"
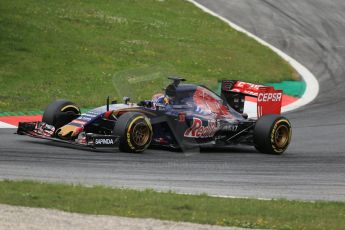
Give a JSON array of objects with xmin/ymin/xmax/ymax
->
[
  {"xmin": 0, "ymin": 0, "xmax": 297, "ymax": 112},
  {"xmin": 0, "ymin": 180, "xmax": 344, "ymax": 230}
]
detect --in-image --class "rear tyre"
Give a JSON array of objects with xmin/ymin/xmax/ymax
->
[
  {"xmin": 114, "ymin": 112, "xmax": 153, "ymax": 153},
  {"xmin": 254, "ymin": 115, "xmax": 292, "ymax": 155},
  {"xmin": 42, "ymin": 99, "xmax": 80, "ymax": 129}
]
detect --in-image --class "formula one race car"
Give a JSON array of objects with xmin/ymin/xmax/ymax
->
[{"xmin": 16, "ymin": 77, "xmax": 292, "ymax": 154}]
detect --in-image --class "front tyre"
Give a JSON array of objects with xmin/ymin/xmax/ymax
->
[
  {"xmin": 114, "ymin": 112, "xmax": 153, "ymax": 153},
  {"xmin": 42, "ymin": 99, "xmax": 80, "ymax": 129},
  {"xmin": 254, "ymin": 115, "xmax": 292, "ymax": 155}
]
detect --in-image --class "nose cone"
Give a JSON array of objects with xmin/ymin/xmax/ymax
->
[{"xmin": 56, "ymin": 125, "xmax": 82, "ymax": 139}]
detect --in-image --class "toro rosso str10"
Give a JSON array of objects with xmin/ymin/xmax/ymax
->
[{"xmin": 16, "ymin": 78, "xmax": 292, "ymax": 154}]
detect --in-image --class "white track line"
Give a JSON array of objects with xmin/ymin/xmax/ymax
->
[
  {"xmin": 243, "ymin": 101, "xmax": 257, "ymax": 118},
  {"xmin": 0, "ymin": 121, "xmax": 16, "ymax": 128},
  {"xmin": 186, "ymin": 0, "xmax": 319, "ymax": 112}
]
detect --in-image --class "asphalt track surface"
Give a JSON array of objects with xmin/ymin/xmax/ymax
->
[{"xmin": 1, "ymin": 0, "xmax": 345, "ymax": 201}]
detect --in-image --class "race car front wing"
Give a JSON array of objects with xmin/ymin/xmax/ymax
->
[{"xmin": 16, "ymin": 121, "xmax": 119, "ymax": 149}]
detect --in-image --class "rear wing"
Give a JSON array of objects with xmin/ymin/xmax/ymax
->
[{"xmin": 220, "ymin": 80, "xmax": 283, "ymax": 117}]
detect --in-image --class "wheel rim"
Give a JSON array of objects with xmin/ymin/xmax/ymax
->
[
  {"xmin": 132, "ymin": 122, "xmax": 150, "ymax": 146},
  {"xmin": 274, "ymin": 125, "xmax": 289, "ymax": 148}
]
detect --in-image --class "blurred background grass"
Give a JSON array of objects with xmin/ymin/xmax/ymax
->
[{"xmin": 0, "ymin": 0, "xmax": 298, "ymax": 111}]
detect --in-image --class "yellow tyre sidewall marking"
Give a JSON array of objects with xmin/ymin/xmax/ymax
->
[
  {"xmin": 61, "ymin": 105, "xmax": 80, "ymax": 114},
  {"xmin": 126, "ymin": 116, "xmax": 152, "ymax": 151}
]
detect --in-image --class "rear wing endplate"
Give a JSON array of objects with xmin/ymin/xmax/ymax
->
[{"xmin": 220, "ymin": 80, "xmax": 283, "ymax": 117}]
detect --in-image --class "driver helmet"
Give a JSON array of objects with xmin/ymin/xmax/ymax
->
[
  {"xmin": 152, "ymin": 93, "xmax": 165, "ymax": 104},
  {"xmin": 152, "ymin": 93, "xmax": 173, "ymax": 105}
]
